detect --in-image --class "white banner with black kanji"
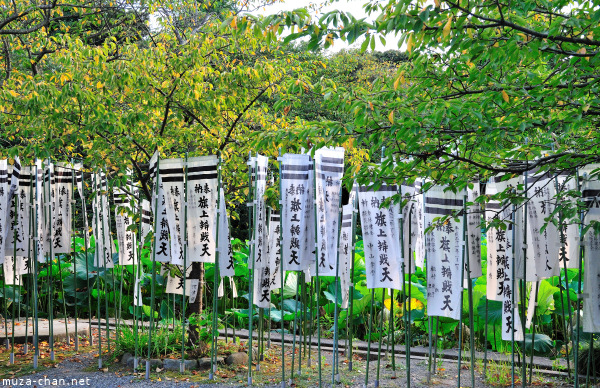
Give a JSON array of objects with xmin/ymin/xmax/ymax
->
[
  {"xmin": 314, "ymin": 147, "xmax": 344, "ymax": 276},
  {"xmin": 160, "ymin": 159, "xmax": 185, "ymax": 266},
  {"xmin": 268, "ymin": 209, "xmax": 281, "ymax": 291},
  {"xmin": 581, "ymin": 165, "xmax": 600, "ymax": 333},
  {"xmin": 358, "ymin": 183, "xmax": 402, "ymax": 290},
  {"xmin": 0, "ymin": 159, "xmax": 9, "ymax": 264},
  {"xmin": 281, "ymin": 153, "xmax": 314, "ymax": 271},
  {"xmin": 424, "ymin": 185, "xmax": 464, "ymax": 320},
  {"xmin": 186, "ymin": 156, "xmax": 219, "ymax": 263},
  {"xmin": 218, "ymin": 188, "xmax": 234, "ymax": 277},
  {"xmin": 114, "ymin": 181, "xmax": 137, "ymax": 266},
  {"xmin": 251, "ymin": 155, "xmax": 268, "ymax": 270},
  {"xmin": 52, "ymin": 163, "xmax": 73, "ymax": 254},
  {"xmin": 339, "ymin": 204, "xmax": 354, "ymax": 308}
]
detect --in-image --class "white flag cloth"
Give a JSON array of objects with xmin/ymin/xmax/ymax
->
[
  {"xmin": 230, "ymin": 277, "xmax": 238, "ymax": 298},
  {"xmin": 186, "ymin": 156, "xmax": 219, "ymax": 263},
  {"xmin": 555, "ymin": 172, "xmax": 579, "ymax": 269},
  {"xmin": 250, "ymin": 155, "xmax": 268, "ymax": 270},
  {"xmin": 52, "ymin": 163, "xmax": 73, "ymax": 254},
  {"xmin": 218, "ymin": 188, "xmax": 234, "ymax": 277},
  {"xmin": 41, "ymin": 162, "xmax": 54, "ymax": 260},
  {"xmin": 160, "ymin": 158, "xmax": 185, "ymax": 265},
  {"xmin": 358, "ymin": 183, "xmax": 403, "ymax": 290},
  {"xmin": 218, "ymin": 277, "xmax": 225, "ymax": 298},
  {"xmin": 34, "ymin": 160, "xmax": 45, "ymax": 262},
  {"xmin": 5, "ymin": 167, "xmax": 32, "ymax": 258},
  {"xmin": 281, "ymin": 153, "xmax": 314, "ymax": 271},
  {"xmin": 400, "ymin": 182, "xmax": 425, "ymax": 271},
  {"xmin": 253, "ymin": 263, "xmax": 272, "ymax": 308},
  {"xmin": 7, "ymin": 157, "xmax": 20, "ymax": 202},
  {"xmin": 153, "ymin": 183, "xmax": 171, "ymax": 263},
  {"xmin": 92, "ymin": 172, "xmax": 114, "ymax": 268},
  {"xmin": 74, "ymin": 163, "xmax": 90, "ymax": 249},
  {"xmin": 141, "ymin": 199, "xmax": 152, "ymax": 243},
  {"xmin": 114, "ymin": 181, "xmax": 137, "ymax": 266},
  {"xmin": 314, "ymin": 147, "xmax": 344, "ymax": 276},
  {"xmin": 0, "ymin": 159, "xmax": 10, "ymax": 264},
  {"xmin": 165, "ymin": 265, "xmax": 193, "ymax": 296},
  {"xmin": 133, "ymin": 276, "xmax": 143, "ymax": 307},
  {"xmin": 424, "ymin": 185, "xmax": 465, "ymax": 320},
  {"xmin": 267, "ymin": 209, "xmax": 281, "ymax": 291},
  {"xmin": 338, "ymin": 204, "xmax": 354, "ymax": 309},
  {"xmin": 581, "ymin": 165, "xmax": 600, "ymax": 333},
  {"xmin": 2, "ymin": 255, "xmax": 22, "ymax": 285},
  {"xmin": 515, "ymin": 170, "xmax": 560, "ymax": 280},
  {"xmin": 466, "ymin": 184, "xmax": 483, "ymax": 278}
]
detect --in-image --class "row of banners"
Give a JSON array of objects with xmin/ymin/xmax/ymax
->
[{"xmin": 1, "ymin": 153, "xmax": 600, "ymax": 338}]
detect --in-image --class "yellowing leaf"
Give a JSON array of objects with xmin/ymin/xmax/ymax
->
[
  {"xmin": 407, "ymin": 33, "xmax": 415, "ymax": 54},
  {"xmin": 443, "ymin": 17, "xmax": 452, "ymax": 38},
  {"xmin": 501, "ymin": 89, "xmax": 509, "ymax": 103},
  {"xmin": 388, "ymin": 110, "xmax": 394, "ymax": 124},
  {"xmin": 96, "ymin": 81, "xmax": 104, "ymax": 89}
]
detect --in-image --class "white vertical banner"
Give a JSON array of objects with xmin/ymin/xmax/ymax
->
[
  {"xmin": 35, "ymin": 160, "xmax": 45, "ymax": 262},
  {"xmin": 218, "ymin": 188, "xmax": 234, "ymax": 277},
  {"xmin": 254, "ymin": 263, "xmax": 272, "ymax": 308},
  {"xmin": 555, "ymin": 173, "xmax": 579, "ymax": 269},
  {"xmin": 74, "ymin": 163, "xmax": 90, "ymax": 249},
  {"xmin": 11, "ymin": 167, "xmax": 32, "ymax": 258},
  {"xmin": 338, "ymin": 204, "xmax": 354, "ymax": 308},
  {"xmin": 52, "ymin": 163, "xmax": 73, "ymax": 254},
  {"xmin": 7, "ymin": 157, "xmax": 20, "ymax": 202},
  {"xmin": 581, "ymin": 165, "xmax": 600, "ymax": 333},
  {"xmin": 42, "ymin": 162, "xmax": 55, "ymax": 260},
  {"xmin": 141, "ymin": 199, "xmax": 152, "ymax": 243},
  {"xmin": 501, "ymin": 236, "xmax": 525, "ymax": 341},
  {"xmin": 160, "ymin": 159, "xmax": 185, "ymax": 266},
  {"xmin": 268, "ymin": 209, "xmax": 281, "ymax": 291},
  {"xmin": 516, "ymin": 171, "xmax": 560, "ymax": 280},
  {"xmin": 466, "ymin": 184, "xmax": 483, "ymax": 278},
  {"xmin": 114, "ymin": 181, "xmax": 137, "ymax": 266},
  {"xmin": 153, "ymin": 183, "xmax": 171, "ymax": 263},
  {"xmin": 165, "ymin": 265, "xmax": 193, "ymax": 296},
  {"xmin": 0, "ymin": 159, "xmax": 8, "ymax": 264},
  {"xmin": 92, "ymin": 173, "xmax": 114, "ymax": 268},
  {"xmin": 424, "ymin": 186, "xmax": 465, "ymax": 320},
  {"xmin": 251, "ymin": 155, "xmax": 268, "ymax": 270},
  {"xmin": 281, "ymin": 154, "xmax": 314, "ymax": 271},
  {"xmin": 358, "ymin": 183, "xmax": 403, "ymax": 290},
  {"xmin": 2, "ymin": 255, "xmax": 21, "ymax": 285},
  {"xmin": 314, "ymin": 147, "xmax": 344, "ymax": 276},
  {"xmin": 186, "ymin": 156, "xmax": 218, "ymax": 263}
]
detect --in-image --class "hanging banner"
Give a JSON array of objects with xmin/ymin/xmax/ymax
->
[
  {"xmin": 555, "ymin": 172, "xmax": 579, "ymax": 269},
  {"xmin": 5, "ymin": 166, "xmax": 31, "ymax": 258},
  {"xmin": 114, "ymin": 181, "xmax": 137, "ymax": 266},
  {"xmin": 41, "ymin": 162, "xmax": 55, "ymax": 260},
  {"xmin": 74, "ymin": 163, "xmax": 90, "ymax": 249},
  {"xmin": 516, "ymin": 170, "xmax": 560, "ymax": 280},
  {"xmin": 400, "ymin": 182, "xmax": 424, "ymax": 272},
  {"xmin": 160, "ymin": 159, "xmax": 185, "ymax": 266},
  {"xmin": 424, "ymin": 185, "xmax": 465, "ymax": 320},
  {"xmin": 2, "ymin": 255, "xmax": 21, "ymax": 285},
  {"xmin": 281, "ymin": 153, "xmax": 314, "ymax": 271},
  {"xmin": 92, "ymin": 173, "xmax": 114, "ymax": 268},
  {"xmin": 253, "ymin": 261, "xmax": 272, "ymax": 308},
  {"xmin": 186, "ymin": 156, "xmax": 218, "ymax": 263},
  {"xmin": 251, "ymin": 155, "xmax": 268, "ymax": 270},
  {"xmin": 141, "ymin": 199, "xmax": 152, "ymax": 243},
  {"xmin": 0, "ymin": 159, "xmax": 8, "ymax": 264},
  {"xmin": 314, "ymin": 147, "xmax": 344, "ymax": 276},
  {"xmin": 339, "ymin": 204, "xmax": 354, "ymax": 309},
  {"xmin": 466, "ymin": 184, "xmax": 483, "ymax": 278},
  {"xmin": 34, "ymin": 160, "xmax": 45, "ymax": 262},
  {"xmin": 165, "ymin": 265, "xmax": 193, "ymax": 296},
  {"xmin": 7, "ymin": 157, "xmax": 20, "ymax": 202},
  {"xmin": 149, "ymin": 151, "xmax": 171, "ymax": 262},
  {"xmin": 267, "ymin": 209, "xmax": 281, "ymax": 291},
  {"xmin": 581, "ymin": 165, "xmax": 600, "ymax": 333},
  {"xmin": 218, "ymin": 189, "xmax": 234, "ymax": 277},
  {"xmin": 358, "ymin": 183, "xmax": 402, "ymax": 290},
  {"xmin": 52, "ymin": 163, "xmax": 73, "ymax": 254}
]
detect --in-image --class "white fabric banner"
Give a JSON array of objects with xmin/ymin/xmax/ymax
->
[
  {"xmin": 153, "ymin": 183, "xmax": 171, "ymax": 263},
  {"xmin": 424, "ymin": 185, "xmax": 465, "ymax": 320},
  {"xmin": 581, "ymin": 165, "xmax": 600, "ymax": 333},
  {"xmin": 253, "ymin": 263, "xmax": 272, "ymax": 308},
  {"xmin": 0, "ymin": 159, "xmax": 10, "ymax": 264},
  {"xmin": 165, "ymin": 265, "xmax": 193, "ymax": 296},
  {"xmin": 2, "ymin": 254, "xmax": 22, "ymax": 285},
  {"xmin": 339, "ymin": 204, "xmax": 354, "ymax": 309},
  {"xmin": 466, "ymin": 184, "xmax": 483, "ymax": 278},
  {"xmin": 114, "ymin": 182, "xmax": 137, "ymax": 266},
  {"xmin": 358, "ymin": 183, "xmax": 403, "ymax": 291},
  {"xmin": 516, "ymin": 171, "xmax": 560, "ymax": 280},
  {"xmin": 52, "ymin": 163, "xmax": 73, "ymax": 254},
  {"xmin": 141, "ymin": 199, "xmax": 152, "ymax": 243},
  {"xmin": 7, "ymin": 167, "xmax": 32, "ymax": 258},
  {"xmin": 92, "ymin": 173, "xmax": 114, "ymax": 268},
  {"xmin": 74, "ymin": 163, "xmax": 90, "ymax": 249},
  {"xmin": 314, "ymin": 147, "xmax": 344, "ymax": 276},
  {"xmin": 555, "ymin": 173, "xmax": 579, "ymax": 269},
  {"xmin": 160, "ymin": 159, "xmax": 185, "ymax": 266},
  {"xmin": 251, "ymin": 155, "xmax": 268, "ymax": 270},
  {"xmin": 186, "ymin": 156, "xmax": 219, "ymax": 263},
  {"xmin": 218, "ymin": 188, "xmax": 234, "ymax": 277},
  {"xmin": 34, "ymin": 160, "xmax": 45, "ymax": 262},
  {"xmin": 281, "ymin": 153, "xmax": 314, "ymax": 271},
  {"xmin": 41, "ymin": 162, "xmax": 54, "ymax": 260},
  {"xmin": 267, "ymin": 209, "xmax": 281, "ymax": 291}
]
